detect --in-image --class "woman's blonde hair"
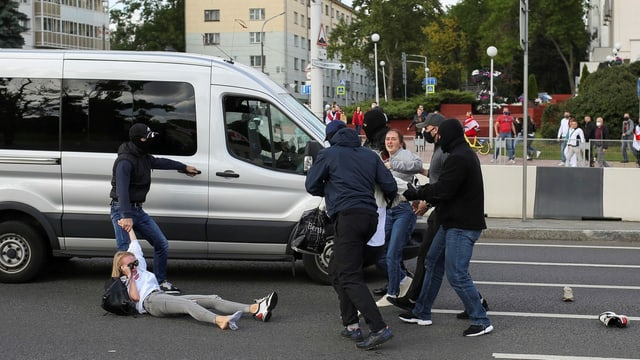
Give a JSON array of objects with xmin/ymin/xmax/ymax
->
[{"xmin": 111, "ymin": 251, "xmax": 135, "ymax": 277}]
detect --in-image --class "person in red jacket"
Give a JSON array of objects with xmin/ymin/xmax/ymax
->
[
  {"xmin": 352, "ymin": 106, "xmax": 364, "ymax": 136},
  {"xmin": 463, "ymin": 111, "xmax": 480, "ymax": 139}
]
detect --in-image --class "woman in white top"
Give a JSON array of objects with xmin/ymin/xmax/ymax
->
[
  {"xmin": 633, "ymin": 118, "xmax": 640, "ymax": 167},
  {"xmin": 564, "ymin": 117, "xmax": 585, "ymax": 167},
  {"xmin": 112, "ymin": 227, "xmax": 277, "ymax": 330}
]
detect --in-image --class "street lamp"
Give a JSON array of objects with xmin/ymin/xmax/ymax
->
[
  {"xmin": 261, "ymin": 11, "xmax": 286, "ymax": 73},
  {"xmin": 371, "ymin": 33, "xmax": 380, "ymax": 105},
  {"xmin": 486, "ymin": 46, "xmax": 498, "ymax": 145},
  {"xmin": 380, "ymin": 60, "xmax": 387, "ymax": 102}
]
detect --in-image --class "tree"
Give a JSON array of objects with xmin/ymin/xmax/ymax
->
[
  {"xmin": 0, "ymin": 1, "xmax": 29, "ymax": 48},
  {"xmin": 328, "ymin": 0, "xmax": 442, "ymax": 100},
  {"xmin": 110, "ymin": 0, "xmax": 184, "ymax": 51},
  {"xmin": 527, "ymin": 74, "xmax": 538, "ymax": 102},
  {"xmin": 421, "ymin": 17, "xmax": 469, "ymax": 91}
]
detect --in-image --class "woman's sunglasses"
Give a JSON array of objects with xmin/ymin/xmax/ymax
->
[{"xmin": 126, "ymin": 260, "xmax": 139, "ymax": 270}]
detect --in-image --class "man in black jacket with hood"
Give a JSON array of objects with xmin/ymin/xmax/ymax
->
[
  {"xmin": 400, "ymin": 118, "xmax": 493, "ymax": 337},
  {"xmin": 305, "ymin": 121, "xmax": 397, "ymax": 350},
  {"xmin": 110, "ymin": 123, "xmax": 199, "ymax": 294}
]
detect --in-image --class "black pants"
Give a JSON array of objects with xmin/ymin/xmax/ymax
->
[
  {"xmin": 404, "ymin": 209, "xmax": 437, "ymax": 301},
  {"xmin": 329, "ymin": 208, "xmax": 386, "ymax": 332}
]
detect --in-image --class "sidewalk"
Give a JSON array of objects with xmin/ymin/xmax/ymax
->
[{"xmin": 484, "ymin": 217, "xmax": 640, "ymax": 242}]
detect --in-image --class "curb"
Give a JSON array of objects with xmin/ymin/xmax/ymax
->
[{"xmin": 483, "ymin": 228, "xmax": 640, "ymax": 242}]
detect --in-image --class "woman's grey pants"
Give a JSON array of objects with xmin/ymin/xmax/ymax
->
[{"xmin": 143, "ymin": 292, "xmax": 251, "ymax": 324}]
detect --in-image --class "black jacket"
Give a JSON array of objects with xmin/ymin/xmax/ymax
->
[{"xmin": 409, "ymin": 119, "xmax": 486, "ymax": 231}]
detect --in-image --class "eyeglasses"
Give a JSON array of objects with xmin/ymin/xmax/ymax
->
[{"xmin": 126, "ymin": 260, "xmax": 139, "ymax": 269}]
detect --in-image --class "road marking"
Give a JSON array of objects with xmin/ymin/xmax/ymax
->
[
  {"xmin": 471, "ymin": 260, "xmax": 640, "ymax": 269},
  {"xmin": 493, "ymin": 353, "xmax": 639, "ymax": 360},
  {"xmin": 479, "ymin": 243, "xmax": 640, "ymax": 250},
  {"xmin": 474, "ymin": 280, "xmax": 640, "ymax": 290},
  {"xmin": 432, "ymin": 309, "xmax": 640, "ymax": 321}
]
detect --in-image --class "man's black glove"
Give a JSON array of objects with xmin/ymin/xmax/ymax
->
[
  {"xmin": 403, "ymin": 182, "xmax": 420, "ymax": 201},
  {"xmin": 385, "ymin": 197, "xmax": 395, "ymax": 209}
]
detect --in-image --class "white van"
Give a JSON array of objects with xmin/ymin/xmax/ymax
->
[{"xmin": 0, "ymin": 49, "xmax": 339, "ymax": 283}]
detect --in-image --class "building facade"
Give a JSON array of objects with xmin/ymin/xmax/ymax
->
[
  {"xmin": 185, "ymin": 0, "xmax": 374, "ymax": 107},
  {"xmin": 16, "ymin": 0, "xmax": 110, "ymax": 50}
]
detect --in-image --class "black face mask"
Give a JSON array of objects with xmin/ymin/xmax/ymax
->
[
  {"xmin": 132, "ymin": 138, "xmax": 152, "ymax": 153},
  {"xmin": 424, "ymin": 131, "xmax": 435, "ymax": 144}
]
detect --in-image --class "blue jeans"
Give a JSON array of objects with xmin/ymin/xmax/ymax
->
[
  {"xmin": 494, "ymin": 132, "xmax": 514, "ymax": 160},
  {"xmin": 560, "ymin": 140, "xmax": 567, "ymax": 163},
  {"xmin": 412, "ymin": 226, "xmax": 490, "ymax": 327},
  {"xmin": 383, "ymin": 202, "xmax": 416, "ymax": 296},
  {"xmin": 110, "ymin": 202, "xmax": 169, "ymax": 283}
]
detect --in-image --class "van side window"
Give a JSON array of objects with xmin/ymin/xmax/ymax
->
[
  {"xmin": 61, "ymin": 79, "xmax": 197, "ymax": 155},
  {"xmin": 224, "ymin": 96, "xmax": 311, "ymax": 173},
  {"xmin": 0, "ymin": 78, "xmax": 60, "ymax": 150}
]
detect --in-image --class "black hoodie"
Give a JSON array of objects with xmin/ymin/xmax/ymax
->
[{"xmin": 409, "ymin": 119, "xmax": 486, "ymax": 230}]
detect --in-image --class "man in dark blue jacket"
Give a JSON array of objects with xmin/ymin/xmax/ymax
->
[
  {"xmin": 305, "ymin": 121, "xmax": 397, "ymax": 350},
  {"xmin": 400, "ymin": 119, "xmax": 493, "ymax": 337}
]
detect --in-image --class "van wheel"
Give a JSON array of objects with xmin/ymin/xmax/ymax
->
[
  {"xmin": 302, "ymin": 237, "xmax": 333, "ymax": 285},
  {"xmin": 0, "ymin": 221, "xmax": 47, "ymax": 283}
]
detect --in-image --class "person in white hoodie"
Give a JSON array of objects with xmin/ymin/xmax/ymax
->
[{"xmin": 111, "ymin": 226, "xmax": 277, "ymax": 330}]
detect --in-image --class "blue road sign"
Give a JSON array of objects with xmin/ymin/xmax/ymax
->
[{"xmin": 301, "ymin": 85, "xmax": 311, "ymax": 95}]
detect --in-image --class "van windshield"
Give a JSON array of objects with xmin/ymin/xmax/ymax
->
[{"xmin": 279, "ymin": 94, "xmax": 325, "ymax": 140}]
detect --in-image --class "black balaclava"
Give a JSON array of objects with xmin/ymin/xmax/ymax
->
[{"xmin": 437, "ymin": 119, "xmax": 465, "ymax": 153}]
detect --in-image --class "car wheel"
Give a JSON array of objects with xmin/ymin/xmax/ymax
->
[
  {"xmin": 0, "ymin": 221, "xmax": 48, "ymax": 283},
  {"xmin": 302, "ymin": 236, "xmax": 334, "ymax": 285}
]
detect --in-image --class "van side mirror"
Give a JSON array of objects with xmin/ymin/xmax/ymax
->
[{"xmin": 303, "ymin": 140, "xmax": 323, "ymax": 173}]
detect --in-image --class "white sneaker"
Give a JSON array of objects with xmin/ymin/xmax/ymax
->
[
  {"xmin": 490, "ymin": 158, "xmax": 496, "ymax": 163},
  {"xmin": 399, "ymin": 277, "xmax": 413, "ymax": 298},
  {"xmin": 509, "ymin": 159, "xmax": 516, "ymax": 164},
  {"xmin": 376, "ymin": 295, "xmax": 395, "ymax": 307},
  {"xmin": 536, "ymin": 150, "xmax": 541, "ymax": 158},
  {"xmin": 558, "ymin": 162, "xmax": 565, "ymax": 166}
]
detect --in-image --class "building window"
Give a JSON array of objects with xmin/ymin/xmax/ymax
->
[
  {"xmin": 294, "ymin": 35, "xmax": 299, "ymax": 47},
  {"xmin": 294, "ymin": 58, "xmax": 299, "ymax": 71},
  {"xmin": 249, "ymin": 8, "xmax": 265, "ymax": 21},
  {"xmin": 300, "ymin": 15, "xmax": 304, "ymax": 27},
  {"xmin": 293, "ymin": 11, "xmax": 298, "ymax": 24},
  {"xmin": 301, "ymin": 37, "xmax": 305, "ymax": 49},
  {"xmin": 250, "ymin": 32, "xmax": 263, "ymax": 44},
  {"xmin": 203, "ymin": 33, "xmax": 220, "ymax": 45},
  {"xmin": 301, "ymin": 59, "xmax": 306, "ymax": 71},
  {"xmin": 325, "ymin": 5, "xmax": 328, "ymax": 15},
  {"xmin": 250, "ymin": 55, "xmax": 264, "ymax": 67},
  {"xmin": 204, "ymin": 9, "xmax": 220, "ymax": 22}
]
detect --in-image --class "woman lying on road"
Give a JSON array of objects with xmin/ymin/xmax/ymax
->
[{"xmin": 111, "ymin": 224, "xmax": 277, "ymax": 330}]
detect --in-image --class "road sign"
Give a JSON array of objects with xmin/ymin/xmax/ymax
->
[
  {"xmin": 426, "ymin": 85, "xmax": 436, "ymax": 94},
  {"xmin": 336, "ymin": 86, "xmax": 346, "ymax": 96},
  {"xmin": 637, "ymin": 78, "xmax": 640, "ymax": 97},
  {"xmin": 317, "ymin": 24, "xmax": 328, "ymax": 47},
  {"xmin": 312, "ymin": 59, "xmax": 346, "ymax": 70},
  {"xmin": 426, "ymin": 77, "xmax": 437, "ymax": 85},
  {"xmin": 301, "ymin": 85, "xmax": 311, "ymax": 95}
]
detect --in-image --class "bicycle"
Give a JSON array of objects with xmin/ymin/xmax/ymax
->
[{"xmin": 465, "ymin": 134, "xmax": 491, "ymax": 155}]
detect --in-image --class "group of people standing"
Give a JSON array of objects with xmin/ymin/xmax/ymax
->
[
  {"xmin": 557, "ymin": 111, "xmax": 640, "ymax": 167},
  {"xmin": 306, "ymin": 106, "xmax": 491, "ymax": 350}
]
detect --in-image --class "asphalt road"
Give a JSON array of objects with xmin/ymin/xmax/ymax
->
[{"xmin": 1, "ymin": 237, "xmax": 639, "ymax": 360}]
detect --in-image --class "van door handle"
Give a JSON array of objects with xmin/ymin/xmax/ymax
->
[{"xmin": 215, "ymin": 170, "xmax": 240, "ymax": 178}]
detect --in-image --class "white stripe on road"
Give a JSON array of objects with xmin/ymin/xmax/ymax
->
[
  {"xmin": 471, "ymin": 260, "xmax": 640, "ymax": 269},
  {"xmin": 493, "ymin": 353, "xmax": 639, "ymax": 360},
  {"xmin": 432, "ymin": 309, "xmax": 640, "ymax": 321},
  {"xmin": 474, "ymin": 280, "xmax": 640, "ymax": 290},
  {"xmin": 479, "ymin": 242, "xmax": 640, "ymax": 250}
]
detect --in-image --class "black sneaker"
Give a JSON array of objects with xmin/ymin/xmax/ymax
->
[
  {"xmin": 387, "ymin": 296, "xmax": 415, "ymax": 311},
  {"xmin": 372, "ymin": 285, "xmax": 388, "ymax": 296},
  {"xmin": 457, "ymin": 298, "xmax": 489, "ymax": 319},
  {"xmin": 159, "ymin": 280, "xmax": 181, "ymax": 294},
  {"xmin": 355, "ymin": 326, "xmax": 393, "ymax": 350},
  {"xmin": 253, "ymin": 291, "xmax": 278, "ymax": 322},
  {"xmin": 341, "ymin": 327, "xmax": 364, "ymax": 341},
  {"xmin": 463, "ymin": 324, "xmax": 494, "ymax": 337}
]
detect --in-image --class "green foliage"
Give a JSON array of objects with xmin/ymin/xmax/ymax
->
[
  {"xmin": 580, "ymin": 63, "xmax": 590, "ymax": 85},
  {"xmin": 541, "ymin": 62, "xmax": 640, "ymax": 138},
  {"xmin": 0, "ymin": 1, "xmax": 29, "ymax": 48},
  {"xmin": 110, "ymin": 0, "xmax": 185, "ymax": 51},
  {"xmin": 528, "ymin": 74, "xmax": 539, "ymax": 101}
]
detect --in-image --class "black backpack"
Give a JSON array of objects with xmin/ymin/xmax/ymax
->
[{"xmin": 101, "ymin": 277, "xmax": 138, "ymax": 316}]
